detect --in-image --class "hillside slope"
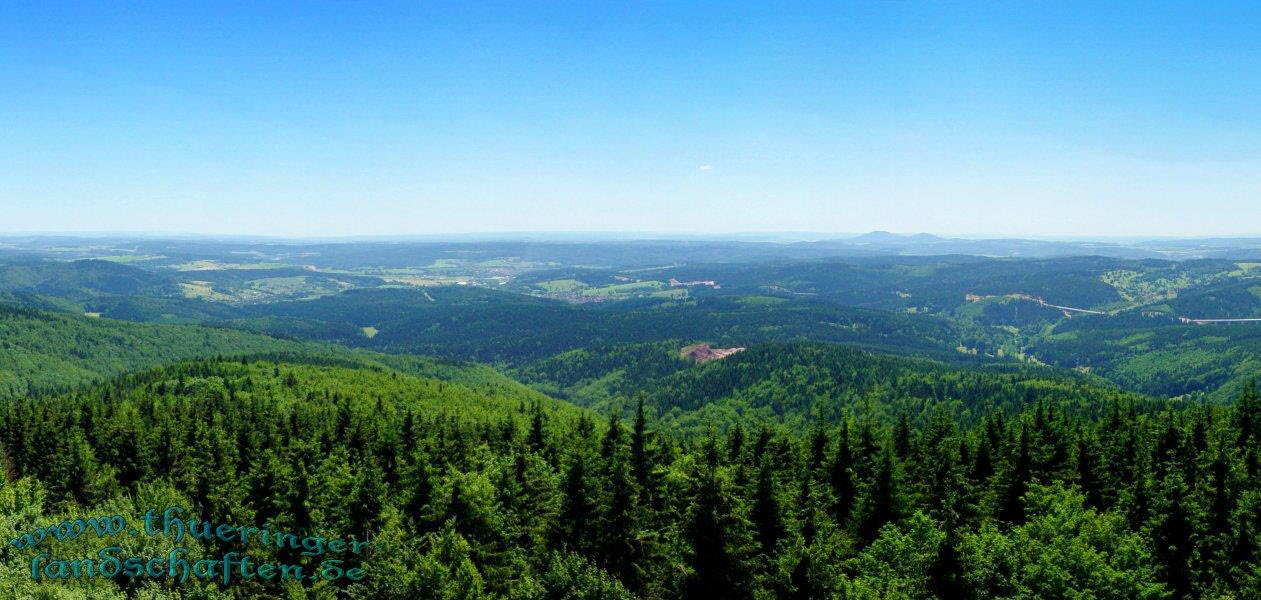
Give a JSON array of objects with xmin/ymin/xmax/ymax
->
[
  {"xmin": 517, "ymin": 340, "xmax": 1151, "ymax": 431},
  {"xmin": 0, "ymin": 303, "xmax": 545, "ymax": 401},
  {"xmin": 238, "ymin": 287, "xmax": 985, "ymax": 365}
]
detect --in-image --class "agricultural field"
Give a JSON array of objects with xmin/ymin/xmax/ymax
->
[
  {"xmin": 536, "ymin": 278, "xmax": 588, "ymax": 293},
  {"xmin": 93, "ymin": 254, "xmax": 167, "ymax": 263},
  {"xmin": 170, "ymin": 260, "xmax": 290, "ymax": 271},
  {"xmin": 178, "ymin": 280, "xmax": 236, "ymax": 302},
  {"xmin": 579, "ymin": 280, "xmax": 665, "ymax": 297}
]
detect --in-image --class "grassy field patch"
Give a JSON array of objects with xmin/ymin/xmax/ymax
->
[
  {"xmin": 736, "ymin": 295, "xmax": 787, "ymax": 305},
  {"xmin": 178, "ymin": 282, "xmax": 235, "ymax": 302},
  {"xmin": 382, "ymin": 275, "xmax": 466, "ymax": 286},
  {"xmin": 537, "ymin": 279, "xmax": 587, "ymax": 293},
  {"xmin": 94, "ymin": 254, "xmax": 166, "ymax": 264},
  {"xmin": 579, "ymin": 280, "xmax": 664, "ymax": 297},
  {"xmin": 172, "ymin": 260, "xmax": 289, "ymax": 271},
  {"xmin": 246, "ymin": 276, "xmax": 350, "ymax": 299}
]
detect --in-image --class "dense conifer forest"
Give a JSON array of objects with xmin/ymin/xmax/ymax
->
[{"xmin": 2, "ymin": 353, "xmax": 1260, "ymax": 598}]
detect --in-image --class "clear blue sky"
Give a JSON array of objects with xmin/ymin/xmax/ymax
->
[{"xmin": 3, "ymin": 2, "xmax": 1260, "ymax": 237}]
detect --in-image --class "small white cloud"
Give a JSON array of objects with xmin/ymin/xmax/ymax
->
[{"xmin": 698, "ymin": 164, "xmax": 714, "ymax": 171}]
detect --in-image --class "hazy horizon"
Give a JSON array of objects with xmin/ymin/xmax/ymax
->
[{"xmin": 3, "ymin": 229, "xmax": 1261, "ymax": 244}]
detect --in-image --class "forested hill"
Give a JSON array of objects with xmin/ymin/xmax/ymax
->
[
  {"xmin": 518, "ymin": 340, "xmax": 1154, "ymax": 431},
  {"xmin": 0, "ymin": 258, "xmax": 176, "ymax": 302},
  {"xmin": 1, "ymin": 278, "xmax": 987, "ymax": 367},
  {"xmin": 1167, "ymin": 278, "xmax": 1261, "ymax": 318},
  {"xmin": 238, "ymin": 287, "xmax": 983, "ymax": 365},
  {"xmin": 0, "ymin": 303, "xmax": 546, "ymax": 401},
  {"xmin": 0, "ymin": 303, "xmax": 330, "ymax": 397},
  {"xmin": 1029, "ymin": 316, "xmax": 1261, "ymax": 402}
]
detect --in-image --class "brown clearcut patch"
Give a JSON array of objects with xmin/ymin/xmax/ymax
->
[{"xmin": 681, "ymin": 343, "xmax": 746, "ymax": 363}]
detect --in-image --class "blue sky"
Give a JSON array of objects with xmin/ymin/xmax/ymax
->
[{"xmin": 3, "ymin": 2, "xmax": 1260, "ymax": 237}]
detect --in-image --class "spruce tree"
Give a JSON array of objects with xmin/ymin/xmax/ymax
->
[
  {"xmin": 1076, "ymin": 435, "xmax": 1103, "ymax": 509},
  {"xmin": 893, "ymin": 412, "xmax": 912, "ymax": 460},
  {"xmin": 598, "ymin": 453, "xmax": 642, "ymax": 591},
  {"xmin": 859, "ymin": 444, "xmax": 905, "ymax": 542},
  {"xmin": 601, "ymin": 413, "xmax": 623, "ymax": 459},
  {"xmin": 998, "ymin": 424, "xmax": 1032, "ymax": 525},
  {"xmin": 528, "ymin": 404, "xmax": 547, "ymax": 452},
  {"xmin": 751, "ymin": 457, "xmax": 784, "ymax": 555},
  {"xmin": 1153, "ymin": 474, "xmax": 1197, "ymax": 599},
  {"xmin": 683, "ymin": 467, "xmax": 750, "ymax": 600},
  {"xmin": 559, "ymin": 455, "xmax": 595, "ymax": 555},
  {"xmin": 630, "ymin": 398, "xmax": 656, "ymax": 507},
  {"xmin": 1237, "ymin": 380, "xmax": 1260, "ymax": 447},
  {"xmin": 828, "ymin": 421, "xmax": 856, "ymax": 526}
]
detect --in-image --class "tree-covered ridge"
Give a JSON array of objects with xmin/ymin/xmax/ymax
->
[
  {"xmin": 654, "ymin": 255, "xmax": 1134, "ymax": 312},
  {"xmin": 236, "ymin": 288, "xmax": 982, "ymax": 365},
  {"xmin": 0, "ymin": 258, "xmax": 177, "ymax": 302},
  {"xmin": 643, "ymin": 343, "xmax": 1159, "ymax": 430},
  {"xmin": 2, "ymin": 356, "xmax": 1259, "ymax": 598},
  {"xmin": 513, "ymin": 340, "xmax": 695, "ymax": 402},
  {"xmin": 1168, "ymin": 278, "xmax": 1261, "ymax": 319},
  {"xmin": 1029, "ymin": 317, "xmax": 1261, "ymax": 401},
  {"xmin": 0, "ymin": 303, "xmax": 550, "ymax": 402},
  {"xmin": 517, "ymin": 340, "xmax": 1155, "ymax": 432},
  {"xmin": 0, "ymin": 303, "xmax": 332, "ymax": 397},
  {"xmin": 0, "ymin": 257, "xmax": 390, "ymax": 310},
  {"xmin": 7, "ymin": 280, "xmax": 977, "ymax": 366},
  {"xmin": 648, "ymin": 256, "xmax": 1261, "ymax": 316}
]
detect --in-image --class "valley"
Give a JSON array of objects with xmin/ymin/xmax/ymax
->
[{"xmin": 5, "ymin": 237, "xmax": 1260, "ymax": 403}]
